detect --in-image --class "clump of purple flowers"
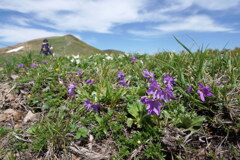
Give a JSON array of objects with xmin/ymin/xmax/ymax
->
[
  {"xmin": 141, "ymin": 73, "xmax": 175, "ymax": 115},
  {"xmin": 68, "ymin": 84, "xmax": 76, "ymax": 97},
  {"xmin": 187, "ymin": 85, "xmax": 192, "ymax": 93},
  {"xmin": 118, "ymin": 79, "xmax": 129, "ymax": 87},
  {"xmin": 31, "ymin": 64, "xmax": 37, "ymax": 68},
  {"xmin": 163, "ymin": 74, "xmax": 175, "ymax": 90},
  {"xmin": 118, "ymin": 72, "xmax": 125, "ymax": 80},
  {"xmin": 42, "ymin": 61, "xmax": 47, "ymax": 65},
  {"xmin": 18, "ymin": 64, "xmax": 24, "ymax": 68},
  {"xmin": 141, "ymin": 97, "xmax": 164, "ymax": 115},
  {"xmin": 86, "ymin": 79, "xmax": 94, "ymax": 85},
  {"xmin": 77, "ymin": 70, "xmax": 84, "ymax": 77},
  {"xmin": 84, "ymin": 99, "xmax": 101, "ymax": 112},
  {"xmin": 142, "ymin": 70, "xmax": 155, "ymax": 82},
  {"xmin": 197, "ymin": 83, "xmax": 213, "ymax": 102},
  {"xmin": 130, "ymin": 56, "xmax": 136, "ymax": 62},
  {"xmin": 117, "ymin": 72, "xmax": 129, "ymax": 87}
]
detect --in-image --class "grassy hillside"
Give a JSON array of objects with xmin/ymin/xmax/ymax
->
[
  {"xmin": 0, "ymin": 47, "xmax": 239, "ymax": 159},
  {"xmin": 0, "ymin": 35, "xmax": 105, "ymax": 56},
  {"xmin": 103, "ymin": 49, "xmax": 125, "ymax": 55}
]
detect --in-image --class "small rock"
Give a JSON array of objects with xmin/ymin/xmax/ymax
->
[
  {"xmin": 23, "ymin": 111, "xmax": 36, "ymax": 123},
  {"xmin": 11, "ymin": 75, "xmax": 19, "ymax": 80},
  {"xmin": 14, "ymin": 123, "xmax": 23, "ymax": 129},
  {"xmin": 3, "ymin": 109, "xmax": 24, "ymax": 121},
  {"xmin": 6, "ymin": 94, "xmax": 16, "ymax": 101},
  {"xmin": 3, "ymin": 109, "xmax": 16, "ymax": 114},
  {"xmin": 0, "ymin": 113, "xmax": 9, "ymax": 122}
]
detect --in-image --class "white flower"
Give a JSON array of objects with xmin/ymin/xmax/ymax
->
[
  {"xmin": 76, "ymin": 59, "xmax": 80, "ymax": 64},
  {"xmin": 105, "ymin": 56, "xmax": 113, "ymax": 60},
  {"xmin": 72, "ymin": 55, "xmax": 80, "ymax": 59},
  {"xmin": 118, "ymin": 55, "xmax": 124, "ymax": 59},
  {"xmin": 70, "ymin": 59, "xmax": 74, "ymax": 63}
]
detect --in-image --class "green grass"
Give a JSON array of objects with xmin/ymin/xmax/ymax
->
[{"xmin": 0, "ymin": 47, "xmax": 239, "ymax": 159}]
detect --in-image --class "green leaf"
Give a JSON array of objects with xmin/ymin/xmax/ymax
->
[
  {"xmin": 42, "ymin": 104, "xmax": 49, "ymax": 110},
  {"xmin": 191, "ymin": 116, "xmax": 205, "ymax": 127},
  {"xmin": 95, "ymin": 115, "xmax": 103, "ymax": 125},
  {"xmin": 179, "ymin": 116, "xmax": 192, "ymax": 128},
  {"xmin": 128, "ymin": 104, "xmax": 138, "ymax": 118},
  {"xmin": 127, "ymin": 118, "xmax": 133, "ymax": 128},
  {"xmin": 76, "ymin": 127, "xmax": 88, "ymax": 139},
  {"xmin": 162, "ymin": 110, "xmax": 171, "ymax": 119},
  {"xmin": 42, "ymin": 86, "xmax": 50, "ymax": 92},
  {"xmin": 174, "ymin": 36, "xmax": 193, "ymax": 55},
  {"xmin": 127, "ymin": 102, "xmax": 144, "ymax": 118}
]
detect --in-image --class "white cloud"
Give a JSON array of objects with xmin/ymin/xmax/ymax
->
[
  {"xmin": 0, "ymin": 25, "xmax": 65, "ymax": 43},
  {"xmin": 10, "ymin": 17, "xmax": 30, "ymax": 26},
  {"xmin": 192, "ymin": 0, "xmax": 240, "ymax": 10},
  {"xmin": 128, "ymin": 30, "xmax": 162, "ymax": 37},
  {"xmin": 0, "ymin": 0, "xmax": 146, "ymax": 33},
  {"xmin": 0, "ymin": 0, "xmax": 238, "ymax": 40},
  {"xmin": 155, "ymin": 15, "xmax": 232, "ymax": 32},
  {"xmin": 128, "ymin": 15, "xmax": 233, "ymax": 36},
  {"xmin": 162, "ymin": 0, "xmax": 240, "ymax": 11}
]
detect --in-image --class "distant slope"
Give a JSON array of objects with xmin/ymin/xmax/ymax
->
[
  {"xmin": 0, "ymin": 35, "xmax": 104, "ymax": 56},
  {"xmin": 103, "ymin": 49, "xmax": 125, "ymax": 55}
]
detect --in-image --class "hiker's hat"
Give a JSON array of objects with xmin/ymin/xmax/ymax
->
[{"xmin": 43, "ymin": 39, "xmax": 48, "ymax": 42}]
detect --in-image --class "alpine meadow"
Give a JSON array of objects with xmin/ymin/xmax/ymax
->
[{"xmin": 0, "ymin": 37, "xmax": 239, "ymax": 159}]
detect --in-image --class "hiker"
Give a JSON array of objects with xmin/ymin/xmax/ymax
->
[{"xmin": 40, "ymin": 39, "xmax": 53, "ymax": 56}]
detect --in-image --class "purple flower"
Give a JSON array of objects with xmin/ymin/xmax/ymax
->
[
  {"xmin": 146, "ymin": 81, "xmax": 162, "ymax": 99},
  {"xmin": 42, "ymin": 61, "xmax": 47, "ymax": 65},
  {"xmin": 84, "ymin": 99, "xmax": 92, "ymax": 110},
  {"xmin": 117, "ymin": 72, "xmax": 125, "ymax": 80},
  {"xmin": 6, "ymin": 60, "xmax": 10, "ymax": 63},
  {"xmin": 142, "ymin": 70, "xmax": 155, "ymax": 82},
  {"xmin": 31, "ymin": 64, "xmax": 37, "ymax": 68},
  {"xmin": 92, "ymin": 103, "xmax": 101, "ymax": 112},
  {"xmin": 141, "ymin": 97, "xmax": 164, "ymax": 115},
  {"xmin": 140, "ymin": 97, "xmax": 163, "ymax": 115},
  {"xmin": 51, "ymin": 59, "xmax": 55, "ymax": 61},
  {"xmin": 197, "ymin": 83, "xmax": 213, "ymax": 102},
  {"xmin": 68, "ymin": 84, "xmax": 76, "ymax": 97},
  {"xmin": 146, "ymin": 99, "xmax": 164, "ymax": 115},
  {"xmin": 77, "ymin": 70, "xmax": 83, "ymax": 77},
  {"xmin": 84, "ymin": 99, "xmax": 101, "ymax": 112},
  {"xmin": 86, "ymin": 79, "xmax": 94, "ymax": 85},
  {"xmin": 118, "ymin": 79, "xmax": 129, "ymax": 87},
  {"xmin": 18, "ymin": 64, "xmax": 24, "ymax": 68},
  {"xmin": 187, "ymin": 85, "xmax": 192, "ymax": 93},
  {"xmin": 160, "ymin": 88, "xmax": 175, "ymax": 103},
  {"xmin": 130, "ymin": 56, "xmax": 136, "ymax": 62},
  {"xmin": 140, "ymin": 97, "xmax": 149, "ymax": 104},
  {"xmin": 163, "ymin": 74, "xmax": 175, "ymax": 90}
]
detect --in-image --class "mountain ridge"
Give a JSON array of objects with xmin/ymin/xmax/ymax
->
[{"xmin": 0, "ymin": 34, "xmax": 124, "ymax": 56}]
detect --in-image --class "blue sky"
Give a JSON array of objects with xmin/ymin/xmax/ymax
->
[{"xmin": 0, "ymin": 0, "xmax": 240, "ymax": 54}]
